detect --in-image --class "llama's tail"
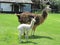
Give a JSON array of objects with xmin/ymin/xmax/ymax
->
[{"xmin": 15, "ymin": 13, "xmax": 21, "ymax": 19}]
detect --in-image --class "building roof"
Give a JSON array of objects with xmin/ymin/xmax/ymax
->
[{"xmin": 0, "ymin": 0, "xmax": 32, "ymax": 3}]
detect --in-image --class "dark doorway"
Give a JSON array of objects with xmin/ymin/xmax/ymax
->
[{"xmin": 14, "ymin": 4, "xmax": 19, "ymax": 13}]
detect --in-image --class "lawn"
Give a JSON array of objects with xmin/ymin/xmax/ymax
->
[{"xmin": 0, "ymin": 13, "xmax": 60, "ymax": 45}]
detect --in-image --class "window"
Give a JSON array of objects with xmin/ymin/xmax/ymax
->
[
  {"xmin": 44, "ymin": 0, "xmax": 49, "ymax": 1},
  {"xmin": 0, "ymin": 3, "xmax": 1, "ymax": 8},
  {"xmin": 44, "ymin": 0, "xmax": 47, "ymax": 1}
]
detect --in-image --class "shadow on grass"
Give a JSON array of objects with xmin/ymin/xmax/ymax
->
[
  {"xmin": 19, "ymin": 35, "xmax": 53, "ymax": 44},
  {"xmin": 29, "ymin": 35, "xmax": 54, "ymax": 40},
  {"xmin": 20, "ymin": 41, "xmax": 37, "ymax": 44}
]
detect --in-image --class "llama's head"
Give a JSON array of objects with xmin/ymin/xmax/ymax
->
[{"xmin": 45, "ymin": 5, "xmax": 51, "ymax": 12}]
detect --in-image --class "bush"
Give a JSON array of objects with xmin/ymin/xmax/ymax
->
[{"xmin": 50, "ymin": 0, "xmax": 60, "ymax": 13}]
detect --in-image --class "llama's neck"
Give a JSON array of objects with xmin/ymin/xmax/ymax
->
[
  {"xmin": 30, "ymin": 20, "xmax": 35, "ymax": 28},
  {"xmin": 42, "ymin": 7, "xmax": 48, "ymax": 19}
]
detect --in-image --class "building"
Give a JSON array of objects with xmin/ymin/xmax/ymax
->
[
  {"xmin": 0, "ymin": 0, "xmax": 51, "ymax": 13},
  {"xmin": 0, "ymin": 0, "xmax": 32, "ymax": 13}
]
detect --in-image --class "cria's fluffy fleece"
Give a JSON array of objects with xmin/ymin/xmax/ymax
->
[{"xmin": 17, "ymin": 17, "xmax": 36, "ymax": 42}]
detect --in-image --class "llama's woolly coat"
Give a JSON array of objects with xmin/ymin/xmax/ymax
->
[{"xmin": 16, "ymin": 5, "xmax": 51, "ymax": 35}]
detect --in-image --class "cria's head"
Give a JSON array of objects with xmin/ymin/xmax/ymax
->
[{"xmin": 31, "ymin": 17, "xmax": 36, "ymax": 22}]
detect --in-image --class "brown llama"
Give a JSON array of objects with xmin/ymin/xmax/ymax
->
[{"xmin": 16, "ymin": 5, "xmax": 51, "ymax": 35}]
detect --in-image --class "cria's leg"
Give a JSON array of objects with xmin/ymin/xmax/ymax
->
[
  {"xmin": 25, "ymin": 31, "xmax": 28, "ymax": 41},
  {"xmin": 24, "ymin": 32, "xmax": 25, "ymax": 36},
  {"xmin": 19, "ymin": 31, "xmax": 23, "ymax": 42}
]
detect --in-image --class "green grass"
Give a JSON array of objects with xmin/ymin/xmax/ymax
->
[{"xmin": 0, "ymin": 13, "xmax": 60, "ymax": 45}]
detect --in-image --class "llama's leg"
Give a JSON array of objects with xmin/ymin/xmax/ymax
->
[
  {"xmin": 32, "ymin": 28, "xmax": 36, "ymax": 36},
  {"xmin": 32, "ymin": 26, "xmax": 36, "ymax": 36}
]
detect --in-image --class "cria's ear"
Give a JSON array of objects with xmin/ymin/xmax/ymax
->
[{"xmin": 34, "ymin": 17, "xmax": 36, "ymax": 19}]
